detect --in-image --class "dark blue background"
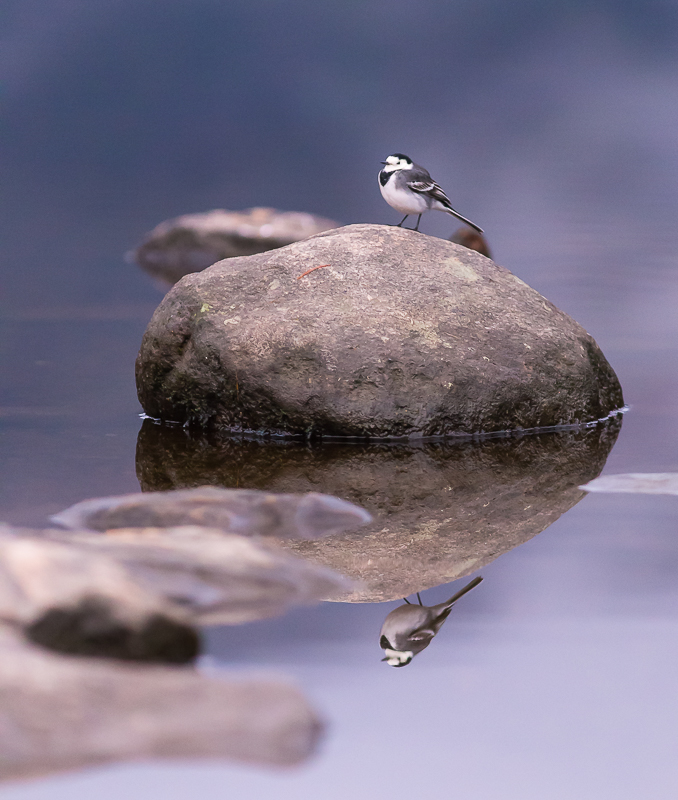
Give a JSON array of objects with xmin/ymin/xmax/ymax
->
[{"xmin": 3, "ymin": 0, "xmax": 678, "ymax": 308}]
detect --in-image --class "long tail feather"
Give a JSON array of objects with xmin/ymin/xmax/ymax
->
[
  {"xmin": 442, "ymin": 207, "xmax": 484, "ymax": 234},
  {"xmin": 445, "ymin": 576, "xmax": 483, "ymax": 606}
]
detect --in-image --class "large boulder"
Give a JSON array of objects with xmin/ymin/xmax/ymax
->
[
  {"xmin": 135, "ymin": 419, "xmax": 621, "ymax": 601},
  {"xmin": 136, "ymin": 224, "xmax": 623, "ymax": 438},
  {"xmin": 133, "ymin": 207, "xmax": 339, "ymax": 285}
]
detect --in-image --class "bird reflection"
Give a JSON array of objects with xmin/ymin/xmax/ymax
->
[{"xmin": 379, "ymin": 576, "xmax": 483, "ymax": 667}]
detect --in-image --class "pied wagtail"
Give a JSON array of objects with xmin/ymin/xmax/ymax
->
[
  {"xmin": 379, "ymin": 576, "xmax": 483, "ymax": 667},
  {"xmin": 379, "ymin": 153, "xmax": 483, "ymax": 234}
]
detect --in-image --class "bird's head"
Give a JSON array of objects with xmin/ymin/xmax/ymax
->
[
  {"xmin": 380, "ymin": 153, "xmax": 413, "ymax": 172},
  {"xmin": 381, "ymin": 647, "xmax": 414, "ymax": 667}
]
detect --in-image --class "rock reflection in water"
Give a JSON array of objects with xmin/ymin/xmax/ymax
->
[{"xmin": 136, "ymin": 418, "xmax": 621, "ymax": 601}]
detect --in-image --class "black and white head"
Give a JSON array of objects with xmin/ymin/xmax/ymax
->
[
  {"xmin": 380, "ymin": 153, "xmax": 414, "ymax": 173},
  {"xmin": 381, "ymin": 645, "xmax": 414, "ymax": 667}
]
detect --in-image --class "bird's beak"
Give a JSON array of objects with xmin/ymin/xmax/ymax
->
[
  {"xmin": 381, "ymin": 656, "xmax": 389, "ymax": 661},
  {"xmin": 380, "ymin": 161, "xmax": 387, "ymax": 165}
]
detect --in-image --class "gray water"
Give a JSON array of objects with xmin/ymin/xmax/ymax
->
[{"xmin": 2, "ymin": 1, "xmax": 678, "ymax": 797}]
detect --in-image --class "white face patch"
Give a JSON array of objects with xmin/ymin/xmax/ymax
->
[
  {"xmin": 383, "ymin": 647, "xmax": 414, "ymax": 666},
  {"xmin": 382, "ymin": 156, "xmax": 413, "ymax": 173}
]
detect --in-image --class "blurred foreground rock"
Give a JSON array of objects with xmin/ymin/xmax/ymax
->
[
  {"xmin": 41, "ymin": 524, "xmax": 354, "ymax": 625},
  {"xmin": 0, "ymin": 627, "xmax": 321, "ymax": 782},
  {"xmin": 52, "ymin": 485, "xmax": 371, "ymax": 539},
  {"xmin": 134, "ymin": 207, "xmax": 339, "ymax": 284},
  {"xmin": 0, "ymin": 494, "xmax": 358, "ymax": 658},
  {"xmin": 136, "ymin": 224, "xmax": 623, "ymax": 437},
  {"xmin": 136, "ymin": 418, "xmax": 621, "ymax": 601},
  {"xmin": 0, "ymin": 526, "xmax": 197, "ymax": 662}
]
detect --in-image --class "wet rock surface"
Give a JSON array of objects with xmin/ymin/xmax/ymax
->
[
  {"xmin": 136, "ymin": 418, "xmax": 621, "ymax": 601},
  {"xmin": 0, "ymin": 627, "xmax": 322, "ymax": 782},
  {"xmin": 133, "ymin": 207, "xmax": 339, "ymax": 285},
  {"xmin": 136, "ymin": 223, "xmax": 623, "ymax": 438}
]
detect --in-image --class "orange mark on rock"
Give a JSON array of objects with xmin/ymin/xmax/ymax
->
[{"xmin": 296, "ymin": 264, "xmax": 330, "ymax": 280}]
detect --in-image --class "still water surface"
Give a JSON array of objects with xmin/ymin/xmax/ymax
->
[{"xmin": 1, "ymin": 216, "xmax": 678, "ymax": 798}]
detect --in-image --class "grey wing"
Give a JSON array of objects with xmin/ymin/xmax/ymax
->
[
  {"xmin": 407, "ymin": 179, "xmax": 453, "ymax": 209},
  {"xmin": 408, "ymin": 163, "xmax": 433, "ymax": 183},
  {"xmin": 408, "ymin": 626, "xmax": 436, "ymax": 643},
  {"xmin": 406, "ymin": 175, "xmax": 484, "ymax": 233}
]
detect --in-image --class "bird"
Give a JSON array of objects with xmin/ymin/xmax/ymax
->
[
  {"xmin": 379, "ymin": 576, "xmax": 483, "ymax": 667},
  {"xmin": 379, "ymin": 153, "xmax": 483, "ymax": 234}
]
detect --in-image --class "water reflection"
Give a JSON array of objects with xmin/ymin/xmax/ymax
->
[
  {"xmin": 137, "ymin": 418, "xmax": 621, "ymax": 601},
  {"xmin": 380, "ymin": 577, "xmax": 482, "ymax": 667}
]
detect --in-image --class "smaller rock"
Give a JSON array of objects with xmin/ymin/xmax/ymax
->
[
  {"xmin": 0, "ymin": 526, "xmax": 198, "ymax": 662},
  {"xmin": 449, "ymin": 226, "xmax": 492, "ymax": 258},
  {"xmin": 26, "ymin": 596, "xmax": 198, "ymax": 663},
  {"xmin": 45, "ymin": 525, "xmax": 354, "ymax": 625},
  {"xmin": 0, "ymin": 627, "xmax": 322, "ymax": 781},
  {"xmin": 581, "ymin": 472, "xmax": 678, "ymax": 495},
  {"xmin": 133, "ymin": 207, "xmax": 339, "ymax": 284},
  {"xmin": 50, "ymin": 485, "xmax": 372, "ymax": 539}
]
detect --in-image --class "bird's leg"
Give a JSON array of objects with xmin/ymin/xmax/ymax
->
[
  {"xmin": 413, "ymin": 214, "xmax": 422, "ymax": 232},
  {"xmin": 417, "ymin": 592, "xmax": 423, "ymax": 606},
  {"xmin": 403, "ymin": 597, "xmax": 412, "ymax": 604},
  {"xmin": 396, "ymin": 215, "xmax": 409, "ymax": 227}
]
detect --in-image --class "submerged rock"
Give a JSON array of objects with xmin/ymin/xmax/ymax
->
[
  {"xmin": 0, "ymin": 627, "xmax": 322, "ymax": 782},
  {"xmin": 136, "ymin": 418, "xmax": 621, "ymax": 601},
  {"xmin": 133, "ymin": 207, "xmax": 339, "ymax": 284},
  {"xmin": 136, "ymin": 224, "xmax": 623, "ymax": 438}
]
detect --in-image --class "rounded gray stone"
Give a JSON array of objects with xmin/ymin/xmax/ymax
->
[
  {"xmin": 133, "ymin": 207, "xmax": 339, "ymax": 285},
  {"xmin": 136, "ymin": 224, "xmax": 623, "ymax": 438}
]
